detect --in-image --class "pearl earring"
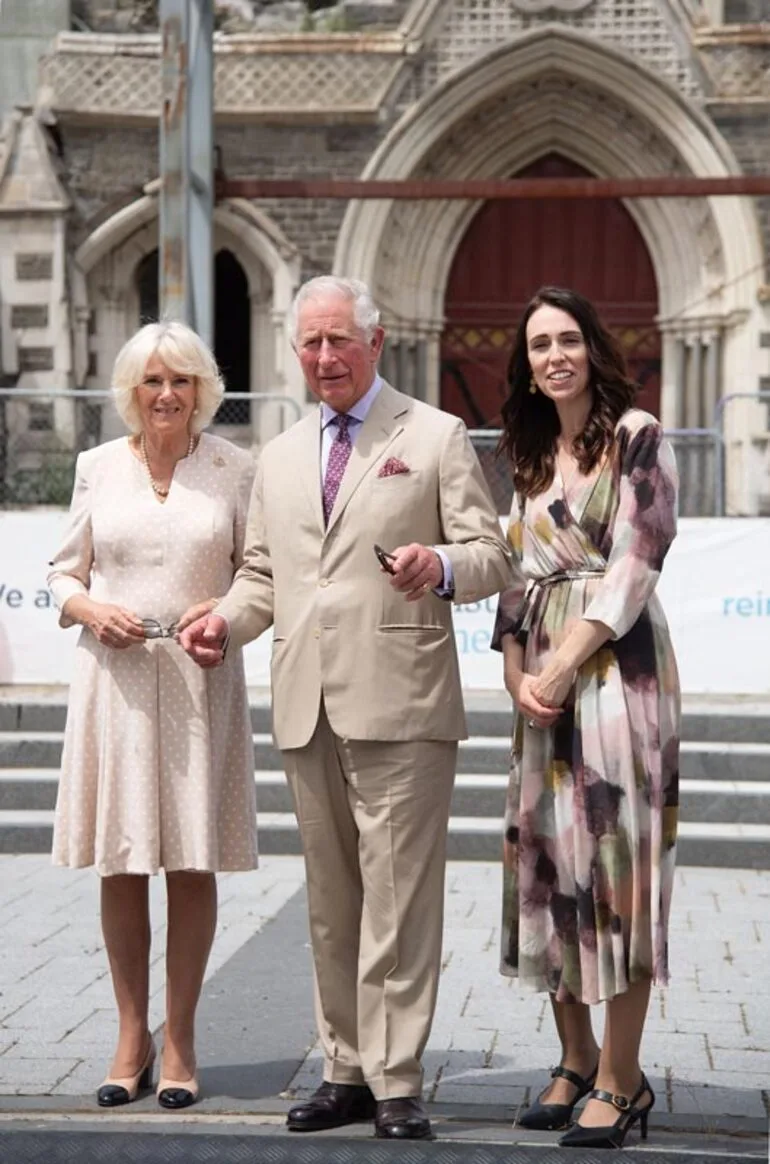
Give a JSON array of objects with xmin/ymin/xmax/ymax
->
[{"xmin": 529, "ymin": 378, "xmax": 537, "ymax": 395}]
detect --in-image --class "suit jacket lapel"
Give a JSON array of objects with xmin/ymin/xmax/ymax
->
[
  {"xmin": 296, "ymin": 409, "xmax": 325, "ymax": 534},
  {"xmin": 325, "ymin": 382, "xmax": 409, "ymax": 537}
]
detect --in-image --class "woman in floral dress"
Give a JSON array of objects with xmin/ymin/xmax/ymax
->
[{"xmin": 492, "ymin": 287, "xmax": 680, "ymax": 1150}]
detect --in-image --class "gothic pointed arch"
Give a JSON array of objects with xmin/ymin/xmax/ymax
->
[
  {"xmin": 73, "ymin": 192, "xmax": 303, "ymax": 442},
  {"xmin": 334, "ymin": 26, "xmax": 765, "ymax": 430}
]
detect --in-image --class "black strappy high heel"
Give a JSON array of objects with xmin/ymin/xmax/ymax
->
[
  {"xmin": 559, "ymin": 1073, "xmax": 655, "ymax": 1148},
  {"xmin": 516, "ymin": 1063, "xmax": 598, "ymax": 1131}
]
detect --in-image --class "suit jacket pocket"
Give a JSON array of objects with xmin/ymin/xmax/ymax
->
[{"xmin": 377, "ymin": 624, "xmax": 446, "ymax": 634}]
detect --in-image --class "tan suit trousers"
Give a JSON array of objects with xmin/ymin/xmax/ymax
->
[{"xmin": 283, "ymin": 702, "xmax": 457, "ymax": 1099}]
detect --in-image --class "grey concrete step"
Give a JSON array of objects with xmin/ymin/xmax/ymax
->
[
  {"xmin": 3, "ymin": 808, "xmax": 770, "ymax": 867},
  {"xmin": 5, "ymin": 769, "xmax": 770, "ymax": 826},
  {"xmin": 2, "ymin": 731, "xmax": 768, "ymax": 783},
  {"xmin": 1, "ymin": 699, "xmax": 769, "ymax": 743}
]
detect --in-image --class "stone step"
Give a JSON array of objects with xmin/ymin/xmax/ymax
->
[
  {"xmin": 3, "ymin": 807, "xmax": 770, "ymax": 867},
  {"xmin": 1, "ymin": 701, "xmax": 769, "ymax": 743},
  {"xmin": 2, "ymin": 732, "xmax": 769, "ymax": 783},
  {"xmin": 4, "ymin": 769, "xmax": 770, "ymax": 826}
]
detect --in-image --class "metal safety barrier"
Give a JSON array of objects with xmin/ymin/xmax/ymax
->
[
  {"xmin": 0, "ymin": 389, "xmax": 302, "ymax": 507},
  {"xmin": 715, "ymin": 391, "xmax": 770, "ymax": 518},
  {"xmin": 470, "ymin": 426, "xmax": 727, "ymax": 518},
  {"xmin": 3, "ymin": 391, "xmax": 768, "ymax": 515}
]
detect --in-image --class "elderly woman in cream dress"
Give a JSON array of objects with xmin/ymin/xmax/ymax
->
[{"xmin": 48, "ymin": 321, "xmax": 257, "ymax": 1111}]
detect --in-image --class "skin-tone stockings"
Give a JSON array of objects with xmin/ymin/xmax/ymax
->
[
  {"xmin": 537, "ymin": 977, "xmax": 653, "ymax": 1128},
  {"xmin": 100, "ymin": 871, "xmax": 217, "ymax": 1083}
]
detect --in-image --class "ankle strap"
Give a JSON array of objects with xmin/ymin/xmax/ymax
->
[
  {"xmin": 589, "ymin": 1074, "xmax": 649, "ymax": 1114},
  {"xmin": 550, "ymin": 1064, "xmax": 596, "ymax": 1091}
]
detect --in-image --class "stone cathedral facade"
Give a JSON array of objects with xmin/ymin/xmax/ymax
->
[{"xmin": 0, "ymin": 0, "xmax": 768, "ymax": 512}]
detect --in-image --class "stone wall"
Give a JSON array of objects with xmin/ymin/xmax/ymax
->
[
  {"xmin": 709, "ymin": 110, "xmax": 770, "ymax": 278},
  {"xmin": 0, "ymin": 0, "xmax": 69, "ymax": 120},
  {"xmin": 61, "ymin": 120, "xmax": 386, "ymax": 277},
  {"xmin": 724, "ymin": 0, "xmax": 767, "ymax": 21},
  {"xmin": 221, "ymin": 121, "xmax": 386, "ymax": 275},
  {"xmin": 62, "ymin": 126, "xmax": 158, "ymax": 241}
]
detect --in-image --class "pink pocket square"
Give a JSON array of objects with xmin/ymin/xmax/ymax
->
[{"xmin": 378, "ymin": 457, "xmax": 410, "ymax": 478}]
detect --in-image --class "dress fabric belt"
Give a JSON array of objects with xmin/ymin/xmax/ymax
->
[{"xmin": 520, "ymin": 567, "xmax": 606, "ymax": 634}]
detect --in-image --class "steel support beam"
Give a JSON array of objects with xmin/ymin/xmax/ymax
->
[
  {"xmin": 160, "ymin": 0, "xmax": 213, "ymax": 344},
  {"xmin": 217, "ymin": 176, "xmax": 770, "ymax": 201}
]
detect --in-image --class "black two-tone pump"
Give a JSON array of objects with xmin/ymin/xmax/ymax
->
[
  {"xmin": 559, "ymin": 1073, "xmax": 655, "ymax": 1149},
  {"xmin": 517, "ymin": 1063, "xmax": 598, "ymax": 1131}
]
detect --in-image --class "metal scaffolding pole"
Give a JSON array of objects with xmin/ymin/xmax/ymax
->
[{"xmin": 159, "ymin": 0, "xmax": 214, "ymax": 345}]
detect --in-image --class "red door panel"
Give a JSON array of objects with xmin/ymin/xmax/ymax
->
[{"xmin": 440, "ymin": 154, "xmax": 661, "ymax": 425}]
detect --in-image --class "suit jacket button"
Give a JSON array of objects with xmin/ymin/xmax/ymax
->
[
  {"xmin": 319, "ymin": 578, "xmax": 330, "ymax": 587},
  {"xmin": 314, "ymin": 628, "xmax": 321, "ymax": 639}
]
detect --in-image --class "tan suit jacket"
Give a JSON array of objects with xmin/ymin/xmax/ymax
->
[{"xmin": 216, "ymin": 382, "xmax": 513, "ymax": 749}]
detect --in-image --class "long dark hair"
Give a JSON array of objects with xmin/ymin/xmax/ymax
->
[{"xmin": 497, "ymin": 286, "xmax": 638, "ymax": 498}]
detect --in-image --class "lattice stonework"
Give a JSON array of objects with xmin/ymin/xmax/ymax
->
[
  {"xmin": 40, "ymin": 42, "xmax": 402, "ymax": 119},
  {"xmin": 42, "ymin": 52, "xmax": 161, "ymax": 117},
  {"xmin": 420, "ymin": 0, "xmax": 704, "ymax": 100},
  {"xmin": 214, "ymin": 54, "xmax": 399, "ymax": 115},
  {"xmin": 699, "ymin": 45, "xmax": 770, "ymax": 99}
]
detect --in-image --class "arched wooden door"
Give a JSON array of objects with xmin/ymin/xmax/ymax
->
[{"xmin": 440, "ymin": 154, "xmax": 661, "ymax": 426}]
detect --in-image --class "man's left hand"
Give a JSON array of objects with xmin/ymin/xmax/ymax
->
[{"xmin": 387, "ymin": 543, "xmax": 443, "ymax": 602}]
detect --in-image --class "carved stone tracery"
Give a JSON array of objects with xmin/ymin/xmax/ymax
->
[
  {"xmin": 416, "ymin": 0, "xmax": 705, "ymax": 103},
  {"xmin": 374, "ymin": 73, "xmax": 724, "ymax": 333}
]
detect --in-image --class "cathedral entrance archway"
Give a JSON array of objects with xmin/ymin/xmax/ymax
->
[{"xmin": 440, "ymin": 154, "xmax": 661, "ymax": 427}]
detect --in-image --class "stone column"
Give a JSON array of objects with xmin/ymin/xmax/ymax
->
[
  {"xmin": 685, "ymin": 335, "xmax": 703, "ymax": 428},
  {"xmin": 703, "ymin": 330, "xmax": 722, "ymax": 433},
  {"xmin": 89, "ymin": 288, "xmax": 129, "ymax": 442},
  {"xmin": 658, "ymin": 326, "xmax": 685, "ymax": 429}
]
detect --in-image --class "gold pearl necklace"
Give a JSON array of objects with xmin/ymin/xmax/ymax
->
[{"xmin": 139, "ymin": 431, "xmax": 197, "ymax": 498}]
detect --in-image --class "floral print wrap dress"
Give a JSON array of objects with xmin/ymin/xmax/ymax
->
[{"xmin": 492, "ymin": 409, "xmax": 680, "ymax": 1005}]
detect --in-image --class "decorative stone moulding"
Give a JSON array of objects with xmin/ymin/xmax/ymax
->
[
  {"xmin": 511, "ymin": 0, "xmax": 594, "ymax": 11},
  {"xmin": 696, "ymin": 44, "xmax": 770, "ymax": 99},
  {"xmin": 417, "ymin": 0, "xmax": 705, "ymax": 99},
  {"xmin": 39, "ymin": 31, "xmax": 412, "ymax": 123}
]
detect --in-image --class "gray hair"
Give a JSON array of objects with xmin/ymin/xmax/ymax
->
[
  {"xmin": 111, "ymin": 321, "xmax": 225, "ymax": 434},
  {"xmin": 290, "ymin": 276, "xmax": 381, "ymax": 343}
]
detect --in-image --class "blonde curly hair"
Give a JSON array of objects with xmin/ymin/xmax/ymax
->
[{"xmin": 111, "ymin": 321, "xmax": 224, "ymax": 434}]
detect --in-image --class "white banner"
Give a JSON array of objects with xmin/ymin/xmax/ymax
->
[{"xmin": 1, "ymin": 512, "xmax": 768, "ymax": 694}]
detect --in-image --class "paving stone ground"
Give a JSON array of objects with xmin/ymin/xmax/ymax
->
[{"xmin": 0, "ymin": 853, "xmax": 768, "ymax": 1143}]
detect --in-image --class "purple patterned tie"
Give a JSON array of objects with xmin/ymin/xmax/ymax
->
[{"xmin": 323, "ymin": 413, "xmax": 352, "ymax": 525}]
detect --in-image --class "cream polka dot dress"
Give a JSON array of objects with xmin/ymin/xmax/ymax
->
[{"xmin": 48, "ymin": 433, "xmax": 259, "ymax": 876}]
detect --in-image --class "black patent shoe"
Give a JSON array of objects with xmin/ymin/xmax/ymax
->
[
  {"xmin": 517, "ymin": 1063, "xmax": 598, "ymax": 1130},
  {"xmin": 375, "ymin": 1096, "xmax": 432, "ymax": 1140},
  {"xmin": 559, "ymin": 1073, "xmax": 655, "ymax": 1148},
  {"xmin": 96, "ymin": 1038, "xmax": 155, "ymax": 1107},
  {"xmin": 287, "ymin": 1081, "xmax": 377, "ymax": 1132},
  {"xmin": 157, "ymin": 1074, "xmax": 199, "ymax": 1110}
]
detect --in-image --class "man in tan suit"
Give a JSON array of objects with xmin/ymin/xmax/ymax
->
[{"xmin": 181, "ymin": 276, "xmax": 513, "ymax": 1139}]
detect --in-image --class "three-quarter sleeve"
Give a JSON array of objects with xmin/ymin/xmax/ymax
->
[
  {"xmin": 490, "ymin": 498, "xmax": 529, "ymax": 651},
  {"xmin": 47, "ymin": 453, "xmax": 93, "ymax": 628},
  {"xmin": 583, "ymin": 420, "xmax": 678, "ymax": 639}
]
